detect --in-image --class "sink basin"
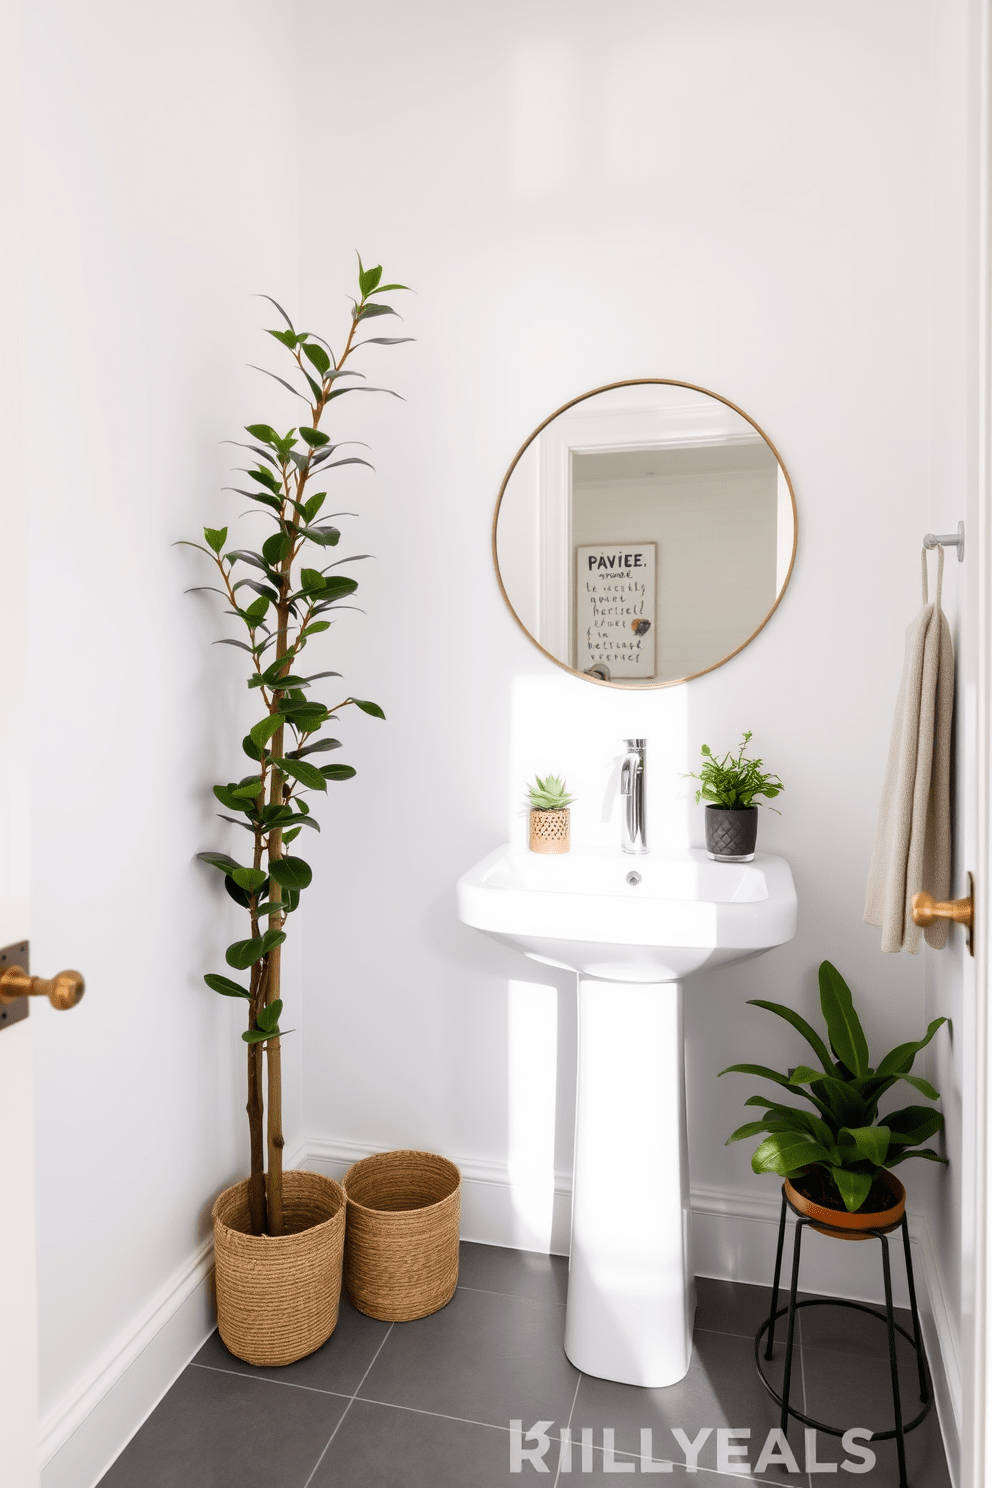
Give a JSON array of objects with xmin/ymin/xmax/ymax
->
[
  {"xmin": 457, "ymin": 844, "xmax": 797, "ymax": 982},
  {"xmin": 457, "ymin": 841, "xmax": 797, "ymax": 1390}
]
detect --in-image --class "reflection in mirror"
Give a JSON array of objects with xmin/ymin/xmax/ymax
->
[{"xmin": 494, "ymin": 382, "xmax": 797, "ymax": 688}]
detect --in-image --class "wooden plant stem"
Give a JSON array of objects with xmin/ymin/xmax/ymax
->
[
  {"xmin": 246, "ymin": 1038, "xmax": 266, "ymax": 1234},
  {"xmin": 265, "ymin": 946, "xmax": 284, "ymax": 1236},
  {"xmin": 262, "ymin": 555, "xmax": 293, "ymax": 1237}
]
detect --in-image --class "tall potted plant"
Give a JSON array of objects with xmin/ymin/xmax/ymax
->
[{"xmin": 183, "ymin": 258, "xmax": 410, "ymax": 1364}]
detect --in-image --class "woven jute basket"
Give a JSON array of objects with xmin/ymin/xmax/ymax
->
[
  {"xmin": 529, "ymin": 807, "xmax": 570, "ymax": 854},
  {"xmin": 212, "ymin": 1170, "xmax": 346, "ymax": 1366},
  {"xmin": 343, "ymin": 1150, "xmax": 461, "ymax": 1322}
]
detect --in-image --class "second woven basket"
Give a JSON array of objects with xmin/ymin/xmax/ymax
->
[{"xmin": 343, "ymin": 1149, "xmax": 461, "ymax": 1322}]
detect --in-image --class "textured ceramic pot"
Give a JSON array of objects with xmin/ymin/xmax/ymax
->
[
  {"xmin": 529, "ymin": 808, "xmax": 570, "ymax": 854},
  {"xmin": 705, "ymin": 805, "xmax": 758, "ymax": 862}
]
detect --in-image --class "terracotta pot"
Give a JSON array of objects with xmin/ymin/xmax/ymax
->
[
  {"xmin": 785, "ymin": 1169, "xmax": 906, "ymax": 1241},
  {"xmin": 529, "ymin": 808, "xmax": 570, "ymax": 854},
  {"xmin": 212, "ymin": 1170, "xmax": 346, "ymax": 1365}
]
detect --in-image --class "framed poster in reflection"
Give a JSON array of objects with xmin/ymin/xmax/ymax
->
[{"xmin": 574, "ymin": 543, "xmax": 656, "ymax": 681}]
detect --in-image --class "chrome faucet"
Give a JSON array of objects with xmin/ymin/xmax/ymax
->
[{"xmin": 619, "ymin": 739, "xmax": 648, "ymax": 855}]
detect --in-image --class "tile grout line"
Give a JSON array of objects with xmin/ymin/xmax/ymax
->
[
  {"xmin": 456, "ymin": 1282, "xmax": 566, "ymax": 1306},
  {"xmin": 551, "ymin": 1370, "xmax": 583, "ymax": 1488},
  {"xmin": 188, "ymin": 1361, "xmax": 352, "ymax": 1400},
  {"xmin": 300, "ymin": 1322, "xmax": 395, "ymax": 1488}
]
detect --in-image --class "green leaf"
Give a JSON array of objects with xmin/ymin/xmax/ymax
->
[
  {"xmin": 269, "ymin": 856, "xmax": 313, "ymax": 890},
  {"xmin": 751, "ymin": 1131, "xmax": 832, "ymax": 1176},
  {"xmin": 808, "ymin": 1075, "xmax": 868, "ymax": 1128},
  {"xmin": 355, "ymin": 303, "xmax": 398, "ymax": 321},
  {"xmin": 257, "ymin": 998, "xmax": 283, "ymax": 1032},
  {"xmin": 886, "ymin": 1146, "xmax": 948, "ymax": 1168},
  {"xmin": 788, "ymin": 1065, "xmax": 823, "ymax": 1086},
  {"xmin": 204, "ymin": 973, "xmax": 251, "ymax": 999},
  {"xmin": 197, "ymin": 851, "xmax": 242, "ymax": 876},
  {"xmin": 262, "ymin": 532, "xmax": 291, "ymax": 565},
  {"xmin": 838, "ymin": 1125, "xmax": 890, "ymax": 1166},
  {"xmin": 358, "ymin": 258, "xmax": 383, "ymax": 296},
  {"xmin": 747, "ymin": 999, "xmax": 837, "ymax": 1076},
  {"xmin": 279, "ymin": 757, "xmax": 327, "ymax": 791},
  {"xmin": 226, "ymin": 937, "xmax": 267, "ymax": 970},
  {"xmin": 204, "ymin": 526, "xmax": 227, "ymax": 553},
  {"xmin": 276, "ymin": 700, "xmax": 329, "ymax": 727},
  {"xmin": 321, "ymin": 764, "xmax": 356, "ymax": 780},
  {"xmin": 291, "ymin": 738, "xmax": 341, "ymax": 757},
  {"xmin": 895, "ymin": 1072, "xmax": 941, "ymax": 1101},
  {"xmin": 727, "ymin": 1121, "xmax": 770, "ymax": 1144},
  {"xmin": 818, "ymin": 961, "xmax": 870, "ymax": 1077},
  {"xmin": 886, "ymin": 1106, "xmax": 944, "ymax": 1146},
  {"xmin": 245, "ymin": 423, "xmax": 280, "ymax": 445},
  {"xmin": 828, "ymin": 1167, "xmax": 874, "ymax": 1213},
  {"xmin": 298, "ymin": 426, "xmax": 331, "ymax": 447},
  {"xmin": 302, "ymin": 342, "xmax": 331, "ymax": 376},
  {"xmin": 874, "ymin": 1017, "xmax": 948, "ymax": 1079},
  {"xmin": 244, "ymin": 596, "xmax": 270, "ymax": 622},
  {"xmin": 231, "ymin": 867, "xmax": 267, "ymax": 893},
  {"xmin": 260, "ymin": 928, "xmax": 287, "ymax": 955},
  {"xmin": 300, "ymin": 621, "xmax": 331, "ymax": 639},
  {"xmin": 250, "ymin": 715, "xmax": 283, "ymax": 748},
  {"xmin": 349, "ymin": 697, "xmax": 385, "ymax": 719}
]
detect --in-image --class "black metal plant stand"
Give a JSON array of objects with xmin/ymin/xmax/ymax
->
[{"xmin": 754, "ymin": 1184, "xmax": 932, "ymax": 1488}]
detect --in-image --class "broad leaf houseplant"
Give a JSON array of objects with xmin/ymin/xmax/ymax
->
[
  {"xmin": 184, "ymin": 259, "xmax": 409, "ymax": 1363},
  {"xmin": 689, "ymin": 730, "xmax": 782, "ymax": 863},
  {"xmin": 721, "ymin": 959, "xmax": 947, "ymax": 1229}
]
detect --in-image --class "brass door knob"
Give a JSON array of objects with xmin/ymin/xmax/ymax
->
[
  {"xmin": 911, "ymin": 873, "xmax": 974, "ymax": 955},
  {"xmin": 0, "ymin": 966, "xmax": 85, "ymax": 1010}
]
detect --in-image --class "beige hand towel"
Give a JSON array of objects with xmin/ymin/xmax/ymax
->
[{"xmin": 864, "ymin": 546, "xmax": 954, "ymax": 953}]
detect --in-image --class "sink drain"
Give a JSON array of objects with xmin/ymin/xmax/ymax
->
[{"xmin": 626, "ymin": 871, "xmax": 642, "ymax": 886}]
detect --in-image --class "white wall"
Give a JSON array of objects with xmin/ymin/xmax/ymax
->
[
  {"xmin": 12, "ymin": 1, "xmax": 981, "ymax": 1482},
  {"xmin": 18, "ymin": 3, "xmax": 301, "ymax": 1481},
  {"xmin": 295, "ymin": 0, "xmax": 967, "ymax": 1356}
]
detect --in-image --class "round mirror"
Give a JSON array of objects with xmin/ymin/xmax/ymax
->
[{"xmin": 493, "ymin": 380, "xmax": 797, "ymax": 688}]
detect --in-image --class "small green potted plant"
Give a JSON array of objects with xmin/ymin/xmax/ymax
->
[
  {"xmin": 689, "ymin": 730, "xmax": 782, "ymax": 862},
  {"xmin": 721, "ymin": 960, "xmax": 947, "ymax": 1231},
  {"xmin": 527, "ymin": 773, "xmax": 575, "ymax": 854}
]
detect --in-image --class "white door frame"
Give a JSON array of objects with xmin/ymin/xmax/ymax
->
[{"xmin": 967, "ymin": 6, "xmax": 992, "ymax": 1484}]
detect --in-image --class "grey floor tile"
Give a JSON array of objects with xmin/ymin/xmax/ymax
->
[
  {"xmin": 796, "ymin": 1293, "xmax": 917, "ymax": 1358},
  {"xmin": 573, "ymin": 1328, "xmax": 807, "ymax": 1486},
  {"xmin": 801, "ymin": 1343, "xmax": 949, "ymax": 1488},
  {"xmin": 357, "ymin": 1283, "xmax": 579, "ymax": 1431},
  {"xmin": 308, "ymin": 1399, "xmax": 532, "ymax": 1487},
  {"xmin": 307, "ymin": 1401, "xmax": 779, "ymax": 1487},
  {"xmin": 96, "ymin": 1364, "xmax": 347, "ymax": 1488},
  {"xmin": 695, "ymin": 1274, "xmax": 813, "ymax": 1342},
  {"xmin": 458, "ymin": 1239, "xmax": 568, "ymax": 1306},
  {"xmin": 191, "ymin": 1289, "xmax": 390, "ymax": 1396}
]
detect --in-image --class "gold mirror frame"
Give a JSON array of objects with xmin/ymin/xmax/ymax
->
[{"xmin": 492, "ymin": 379, "xmax": 798, "ymax": 689}]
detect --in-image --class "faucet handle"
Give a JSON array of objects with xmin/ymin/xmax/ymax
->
[{"xmin": 620, "ymin": 738, "xmax": 646, "ymax": 750}]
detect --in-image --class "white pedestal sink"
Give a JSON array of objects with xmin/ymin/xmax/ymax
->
[{"xmin": 456, "ymin": 845, "xmax": 797, "ymax": 1388}]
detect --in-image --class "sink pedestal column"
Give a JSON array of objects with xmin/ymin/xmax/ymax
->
[{"xmin": 564, "ymin": 978, "xmax": 694, "ymax": 1388}]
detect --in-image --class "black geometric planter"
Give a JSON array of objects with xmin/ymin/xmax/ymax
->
[{"xmin": 705, "ymin": 805, "xmax": 758, "ymax": 862}]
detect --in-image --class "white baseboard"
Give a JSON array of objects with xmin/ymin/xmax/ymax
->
[
  {"xmin": 39, "ymin": 1139, "xmax": 308, "ymax": 1488},
  {"xmin": 40, "ymin": 1137, "xmax": 962, "ymax": 1488}
]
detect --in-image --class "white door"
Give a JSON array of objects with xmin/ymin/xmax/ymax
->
[{"xmin": 1, "ymin": 1, "xmax": 39, "ymax": 1477}]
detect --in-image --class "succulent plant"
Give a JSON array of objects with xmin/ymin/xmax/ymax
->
[{"xmin": 527, "ymin": 774, "xmax": 575, "ymax": 811}]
